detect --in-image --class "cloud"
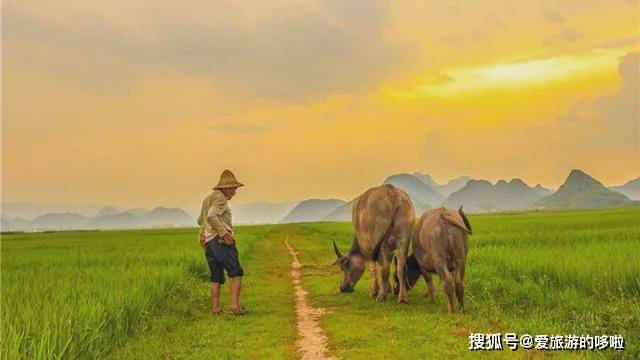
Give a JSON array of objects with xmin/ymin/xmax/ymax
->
[
  {"xmin": 421, "ymin": 72, "xmax": 455, "ymax": 85},
  {"xmin": 556, "ymin": 52, "xmax": 638, "ymax": 148},
  {"xmin": 539, "ymin": 9, "xmax": 582, "ymax": 47},
  {"xmin": 595, "ymin": 36, "xmax": 640, "ymax": 49},
  {"xmin": 418, "ymin": 52, "xmax": 639, "ymax": 183},
  {"xmin": 420, "ymin": 127, "xmax": 531, "ymax": 176},
  {"xmin": 544, "ymin": 27, "xmax": 584, "ymax": 46},
  {"xmin": 558, "ymin": 28, "xmax": 584, "ymax": 42},
  {"xmin": 3, "ymin": 0, "xmax": 404, "ymax": 102},
  {"xmin": 557, "ymin": 100, "xmax": 590, "ymax": 123},
  {"xmin": 541, "ymin": 10, "xmax": 565, "ymax": 23},
  {"xmin": 585, "ymin": 51, "xmax": 639, "ymax": 146}
]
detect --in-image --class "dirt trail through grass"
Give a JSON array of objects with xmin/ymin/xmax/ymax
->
[
  {"xmin": 285, "ymin": 237, "xmax": 335, "ymax": 360},
  {"xmin": 109, "ymin": 227, "xmax": 336, "ymax": 359}
]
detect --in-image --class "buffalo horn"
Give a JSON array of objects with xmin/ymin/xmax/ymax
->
[{"xmin": 332, "ymin": 241, "xmax": 343, "ymax": 258}]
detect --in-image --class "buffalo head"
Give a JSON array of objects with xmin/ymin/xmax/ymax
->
[{"xmin": 332, "ymin": 241, "xmax": 365, "ymax": 293}]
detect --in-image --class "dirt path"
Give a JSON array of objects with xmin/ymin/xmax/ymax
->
[{"xmin": 285, "ymin": 238, "xmax": 335, "ymax": 360}]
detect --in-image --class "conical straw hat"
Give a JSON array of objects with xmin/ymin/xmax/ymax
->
[{"xmin": 213, "ymin": 169, "xmax": 244, "ymax": 189}]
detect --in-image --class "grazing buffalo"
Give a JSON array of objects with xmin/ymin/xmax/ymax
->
[
  {"xmin": 332, "ymin": 184, "xmax": 415, "ymax": 303},
  {"xmin": 394, "ymin": 207, "xmax": 472, "ymax": 312}
]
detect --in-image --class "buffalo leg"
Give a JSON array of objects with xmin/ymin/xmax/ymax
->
[
  {"xmin": 436, "ymin": 266, "xmax": 455, "ymax": 312},
  {"xmin": 367, "ymin": 260, "xmax": 379, "ymax": 298},
  {"xmin": 377, "ymin": 251, "xmax": 393, "ymax": 302},
  {"xmin": 395, "ymin": 252, "xmax": 408, "ymax": 304},
  {"xmin": 422, "ymin": 270, "xmax": 435, "ymax": 302},
  {"xmin": 393, "ymin": 225, "xmax": 412, "ymax": 304},
  {"xmin": 454, "ymin": 266, "xmax": 465, "ymax": 313},
  {"xmin": 382, "ymin": 251, "xmax": 393, "ymax": 295},
  {"xmin": 395, "ymin": 248, "xmax": 410, "ymax": 304}
]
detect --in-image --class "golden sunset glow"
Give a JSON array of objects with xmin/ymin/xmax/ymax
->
[
  {"xmin": 387, "ymin": 47, "xmax": 634, "ymax": 99},
  {"xmin": 2, "ymin": 0, "xmax": 638, "ymax": 210}
]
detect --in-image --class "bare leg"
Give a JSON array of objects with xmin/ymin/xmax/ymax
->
[
  {"xmin": 422, "ymin": 271, "xmax": 435, "ymax": 302},
  {"xmin": 230, "ymin": 277, "xmax": 242, "ymax": 309},
  {"xmin": 367, "ymin": 261, "xmax": 379, "ymax": 298},
  {"xmin": 210, "ymin": 282, "xmax": 222, "ymax": 312},
  {"xmin": 437, "ymin": 267, "xmax": 455, "ymax": 312}
]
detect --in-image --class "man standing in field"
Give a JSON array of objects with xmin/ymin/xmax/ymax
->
[{"xmin": 198, "ymin": 169, "xmax": 246, "ymax": 315}]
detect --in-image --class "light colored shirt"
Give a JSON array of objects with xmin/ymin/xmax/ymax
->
[{"xmin": 197, "ymin": 189, "xmax": 233, "ymax": 242}]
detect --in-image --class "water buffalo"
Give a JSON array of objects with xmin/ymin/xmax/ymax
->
[
  {"xmin": 332, "ymin": 184, "xmax": 415, "ymax": 303},
  {"xmin": 394, "ymin": 207, "xmax": 472, "ymax": 312}
]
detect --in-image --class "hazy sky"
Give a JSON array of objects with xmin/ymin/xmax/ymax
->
[{"xmin": 2, "ymin": 0, "xmax": 639, "ymax": 209}]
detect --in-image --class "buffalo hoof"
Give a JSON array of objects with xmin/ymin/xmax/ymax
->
[
  {"xmin": 376, "ymin": 294, "xmax": 386, "ymax": 302},
  {"xmin": 340, "ymin": 286, "xmax": 354, "ymax": 293},
  {"xmin": 398, "ymin": 298, "xmax": 409, "ymax": 305}
]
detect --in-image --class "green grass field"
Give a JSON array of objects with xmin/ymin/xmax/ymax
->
[{"xmin": 2, "ymin": 208, "xmax": 638, "ymax": 359}]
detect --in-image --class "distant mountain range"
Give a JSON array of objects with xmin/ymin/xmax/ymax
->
[
  {"xmin": 276, "ymin": 170, "xmax": 637, "ymax": 223},
  {"xmin": 87, "ymin": 212, "xmax": 141, "ymax": 229},
  {"xmin": 610, "ymin": 177, "xmax": 640, "ymax": 200},
  {"xmin": 533, "ymin": 184, "xmax": 553, "ymax": 197},
  {"xmin": 30, "ymin": 212, "xmax": 89, "ymax": 230},
  {"xmin": 538, "ymin": 170, "xmax": 631, "ymax": 209},
  {"xmin": 2, "ymin": 171, "xmax": 637, "ymax": 231},
  {"xmin": 2, "ymin": 206, "xmax": 195, "ymax": 232},
  {"xmin": 443, "ymin": 178, "xmax": 544, "ymax": 212},
  {"xmin": 282, "ymin": 199, "xmax": 346, "ymax": 223},
  {"xmin": 94, "ymin": 206, "xmax": 120, "ymax": 218},
  {"xmin": 287, "ymin": 171, "xmax": 465, "ymax": 223},
  {"xmin": 2, "ymin": 202, "xmax": 111, "ymax": 220},
  {"xmin": 384, "ymin": 173, "xmax": 445, "ymax": 210},
  {"xmin": 321, "ymin": 201, "xmax": 353, "ymax": 222},
  {"xmin": 231, "ymin": 202, "xmax": 297, "ymax": 224},
  {"xmin": 412, "ymin": 173, "xmax": 471, "ymax": 197}
]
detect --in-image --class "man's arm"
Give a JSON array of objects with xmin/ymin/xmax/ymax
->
[{"xmin": 197, "ymin": 196, "xmax": 208, "ymax": 228}]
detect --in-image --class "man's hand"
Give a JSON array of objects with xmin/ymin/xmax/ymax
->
[
  {"xmin": 199, "ymin": 230, "xmax": 206, "ymax": 247},
  {"xmin": 222, "ymin": 231, "xmax": 235, "ymax": 245}
]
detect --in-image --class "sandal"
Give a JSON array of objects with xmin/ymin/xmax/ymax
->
[
  {"xmin": 212, "ymin": 308, "xmax": 224, "ymax": 315},
  {"xmin": 230, "ymin": 306, "xmax": 247, "ymax": 316}
]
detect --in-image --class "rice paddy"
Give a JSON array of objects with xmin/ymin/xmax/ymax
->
[{"xmin": 1, "ymin": 207, "xmax": 638, "ymax": 359}]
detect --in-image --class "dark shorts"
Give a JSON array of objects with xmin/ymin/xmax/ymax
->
[{"xmin": 204, "ymin": 237, "xmax": 244, "ymax": 284}]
